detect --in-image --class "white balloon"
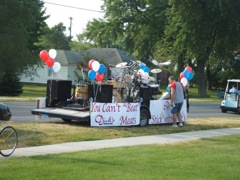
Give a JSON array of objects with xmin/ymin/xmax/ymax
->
[
  {"xmin": 49, "ymin": 49, "xmax": 57, "ymax": 59},
  {"xmin": 143, "ymin": 72, "xmax": 149, "ymax": 78},
  {"xmin": 92, "ymin": 61, "xmax": 100, "ymax": 72},
  {"xmin": 137, "ymin": 69, "xmax": 144, "ymax": 75},
  {"xmin": 181, "ymin": 77, "xmax": 188, "ymax": 87},
  {"xmin": 53, "ymin": 62, "xmax": 61, "ymax": 73}
]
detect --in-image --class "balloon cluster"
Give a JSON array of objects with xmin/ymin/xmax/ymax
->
[
  {"xmin": 87, "ymin": 59, "xmax": 106, "ymax": 82},
  {"xmin": 137, "ymin": 64, "xmax": 150, "ymax": 80},
  {"xmin": 39, "ymin": 49, "xmax": 61, "ymax": 73},
  {"xmin": 179, "ymin": 66, "xmax": 194, "ymax": 87}
]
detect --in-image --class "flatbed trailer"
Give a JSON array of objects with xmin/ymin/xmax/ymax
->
[{"xmin": 31, "ymin": 107, "xmax": 90, "ymax": 122}]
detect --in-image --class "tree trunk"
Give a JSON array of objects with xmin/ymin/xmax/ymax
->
[
  {"xmin": 196, "ymin": 59, "xmax": 207, "ymax": 97},
  {"xmin": 206, "ymin": 66, "xmax": 213, "ymax": 90}
]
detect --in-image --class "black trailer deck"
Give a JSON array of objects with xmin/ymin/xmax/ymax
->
[{"xmin": 31, "ymin": 107, "xmax": 90, "ymax": 122}]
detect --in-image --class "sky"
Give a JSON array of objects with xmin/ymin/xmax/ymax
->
[{"xmin": 43, "ymin": 0, "xmax": 104, "ymax": 40}]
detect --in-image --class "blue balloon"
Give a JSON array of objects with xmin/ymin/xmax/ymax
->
[
  {"xmin": 139, "ymin": 64, "xmax": 146, "ymax": 70},
  {"xmin": 49, "ymin": 67, "xmax": 54, "ymax": 72},
  {"xmin": 183, "ymin": 69, "xmax": 191, "ymax": 80},
  {"xmin": 98, "ymin": 64, "xmax": 106, "ymax": 74},
  {"xmin": 88, "ymin": 70, "xmax": 96, "ymax": 80},
  {"xmin": 142, "ymin": 66, "xmax": 150, "ymax": 73},
  {"xmin": 188, "ymin": 72, "xmax": 194, "ymax": 81}
]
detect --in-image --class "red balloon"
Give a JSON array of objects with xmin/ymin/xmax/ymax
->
[
  {"xmin": 39, "ymin": 50, "xmax": 49, "ymax": 62},
  {"xmin": 179, "ymin": 72, "xmax": 184, "ymax": 79},
  {"xmin": 88, "ymin": 59, "xmax": 96, "ymax": 70},
  {"xmin": 96, "ymin": 73, "xmax": 104, "ymax": 82},
  {"xmin": 46, "ymin": 57, "xmax": 54, "ymax": 67},
  {"xmin": 185, "ymin": 66, "xmax": 192, "ymax": 72}
]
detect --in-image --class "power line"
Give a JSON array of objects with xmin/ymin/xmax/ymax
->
[{"xmin": 43, "ymin": 1, "xmax": 104, "ymax": 13}]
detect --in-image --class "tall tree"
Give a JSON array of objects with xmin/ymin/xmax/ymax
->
[
  {"xmin": 38, "ymin": 23, "xmax": 70, "ymax": 50},
  {"xmin": 163, "ymin": 0, "xmax": 240, "ymax": 97},
  {"xmin": 0, "ymin": 0, "xmax": 48, "ymax": 93},
  {"xmin": 81, "ymin": 0, "xmax": 168, "ymax": 63}
]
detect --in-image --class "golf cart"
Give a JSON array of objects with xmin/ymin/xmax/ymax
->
[{"xmin": 220, "ymin": 79, "xmax": 240, "ymax": 113}]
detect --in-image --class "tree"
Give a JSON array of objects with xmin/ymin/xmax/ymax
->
[
  {"xmin": 80, "ymin": 0, "xmax": 240, "ymax": 97},
  {"xmin": 70, "ymin": 32, "xmax": 95, "ymax": 51},
  {"xmin": 163, "ymin": 0, "xmax": 240, "ymax": 97},
  {"xmin": 38, "ymin": 23, "xmax": 70, "ymax": 50},
  {"xmin": 0, "ymin": 0, "xmax": 48, "ymax": 95},
  {"xmin": 81, "ymin": 0, "xmax": 168, "ymax": 63},
  {"xmin": 0, "ymin": 72, "xmax": 23, "ymax": 96}
]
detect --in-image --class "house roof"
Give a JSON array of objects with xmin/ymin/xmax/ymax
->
[
  {"xmin": 54, "ymin": 50, "xmax": 83, "ymax": 65},
  {"xmin": 54, "ymin": 48, "xmax": 134, "ymax": 66}
]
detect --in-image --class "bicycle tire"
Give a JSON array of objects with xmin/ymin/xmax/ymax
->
[{"xmin": 0, "ymin": 126, "xmax": 18, "ymax": 157}]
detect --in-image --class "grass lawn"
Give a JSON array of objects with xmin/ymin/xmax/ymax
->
[
  {"xmin": 0, "ymin": 135, "xmax": 239, "ymax": 179},
  {"xmin": 0, "ymin": 84, "xmax": 238, "ymax": 179},
  {"xmin": 2, "ymin": 117, "xmax": 239, "ymax": 148},
  {"xmin": 0, "ymin": 84, "xmax": 46, "ymax": 102}
]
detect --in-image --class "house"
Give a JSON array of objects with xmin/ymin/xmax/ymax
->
[{"xmin": 20, "ymin": 48, "xmax": 135, "ymax": 85}]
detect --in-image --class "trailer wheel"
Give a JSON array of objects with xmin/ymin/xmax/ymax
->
[
  {"xmin": 140, "ymin": 108, "xmax": 149, "ymax": 127},
  {"xmin": 62, "ymin": 118, "xmax": 72, "ymax": 122}
]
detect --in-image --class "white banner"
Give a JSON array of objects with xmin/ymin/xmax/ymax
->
[
  {"xmin": 90, "ymin": 102, "xmax": 140, "ymax": 126},
  {"xmin": 149, "ymin": 100, "xmax": 187, "ymax": 125}
]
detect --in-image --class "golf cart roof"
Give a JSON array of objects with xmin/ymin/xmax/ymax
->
[{"xmin": 227, "ymin": 79, "xmax": 240, "ymax": 83}]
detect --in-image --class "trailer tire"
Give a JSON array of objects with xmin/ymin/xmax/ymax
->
[
  {"xmin": 62, "ymin": 118, "xmax": 72, "ymax": 122},
  {"xmin": 139, "ymin": 108, "xmax": 149, "ymax": 127}
]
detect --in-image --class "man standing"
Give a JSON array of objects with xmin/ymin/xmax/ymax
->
[{"xmin": 168, "ymin": 76, "xmax": 184, "ymax": 127}]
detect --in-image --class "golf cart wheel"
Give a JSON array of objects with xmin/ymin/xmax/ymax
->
[
  {"xmin": 140, "ymin": 108, "xmax": 149, "ymax": 127},
  {"xmin": 62, "ymin": 118, "xmax": 72, "ymax": 122},
  {"xmin": 221, "ymin": 109, "xmax": 227, "ymax": 113}
]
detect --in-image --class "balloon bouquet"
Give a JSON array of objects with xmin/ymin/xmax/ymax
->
[
  {"xmin": 179, "ymin": 66, "xmax": 194, "ymax": 112},
  {"xmin": 179, "ymin": 66, "xmax": 194, "ymax": 87},
  {"xmin": 87, "ymin": 59, "xmax": 106, "ymax": 102},
  {"xmin": 137, "ymin": 64, "xmax": 150, "ymax": 84},
  {"xmin": 166, "ymin": 66, "xmax": 194, "ymax": 93},
  {"xmin": 87, "ymin": 59, "xmax": 106, "ymax": 82},
  {"xmin": 137, "ymin": 64, "xmax": 150, "ymax": 80},
  {"xmin": 39, "ymin": 49, "xmax": 61, "ymax": 73}
]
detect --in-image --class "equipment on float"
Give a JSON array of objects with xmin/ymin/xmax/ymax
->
[
  {"xmin": 151, "ymin": 69, "xmax": 162, "ymax": 73},
  {"xmin": 116, "ymin": 62, "xmax": 127, "ymax": 68},
  {"xmin": 46, "ymin": 80, "xmax": 72, "ymax": 107}
]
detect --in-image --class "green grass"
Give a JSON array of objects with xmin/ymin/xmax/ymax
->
[
  {"xmin": 3, "ymin": 117, "xmax": 239, "ymax": 148},
  {"xmin": 20, "ymin": 84, "xmax": 46, "ymax": 97},
  {"xmin": 0, "ymin": 84, "xmax": 47, "ymax": 102},
  {"xmin": 160, "ymin": 84, "xmax": 222, "ymax": 102},
  {"xmin": 1, "ymin": 135, "xmax": 240, "ymax": 179}
]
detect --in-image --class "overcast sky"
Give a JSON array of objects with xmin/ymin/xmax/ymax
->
[{"xmin": 43, "ymin": 0, "xmax": 104, "ymax": 40}]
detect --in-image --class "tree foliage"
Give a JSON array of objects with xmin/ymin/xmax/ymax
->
[
  {"xmin": 38, "ymin": 23, "xmax": 70, "ymax": 50},
  {"xmin": 79, "ymin": 0, "xmax": 240, "ymax": 97},
  {"xmin": 81, "ymin": 0, "xmax": 168, "ymax": 63},
  {"xmin": 164, "ymin": 0, "xmax": 240, "ymax": 96},
  {"xmin": 0, "ymin": 72, "xmax": 23, "ymax": 96},
  {"xmin": 0, "ymin": 0, "xmax": 48, "ymax": 95}
]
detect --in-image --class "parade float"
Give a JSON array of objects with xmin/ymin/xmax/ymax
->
[{"xmin": 32, "ymin": 50, "xmax": 193, "ymax": 127}]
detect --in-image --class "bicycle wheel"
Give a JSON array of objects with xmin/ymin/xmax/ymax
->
[{"xmin": 0, "ymin": 126, "xmax": 18, "ymax": 157}]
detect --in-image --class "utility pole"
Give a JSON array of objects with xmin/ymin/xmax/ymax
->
[{"xmin": 69, "ymin": 17, "xmax": 73, "ymax": 41}]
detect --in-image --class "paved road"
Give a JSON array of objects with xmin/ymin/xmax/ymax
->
[
  {"xmin": 188, "ymin": 102, "xmax": 239, "ymax": 118},
  {"xmin": 5, "ymin": 102, "xmax": 61, "ymax": 123},
  {"xmin": 4, "ymin": 102, "xmax": 239, "ymax": 123}
]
